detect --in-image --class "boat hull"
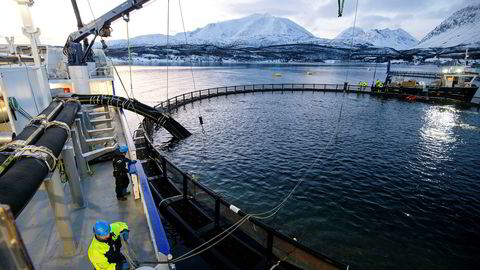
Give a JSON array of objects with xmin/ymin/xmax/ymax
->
[{"xmin": 384, "ymin": 86, "xmax": 478, "ymax": 103}]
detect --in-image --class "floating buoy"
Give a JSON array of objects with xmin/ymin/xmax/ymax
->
[
  {"xmin": 199, "ymin": 116, "xmax": 203, "ymax": 125},
  {"xmin": 306, "ymin": 71, "xmax": 313, "ymax": 75},
  {"xmin": 273, "ymin": 73, "xmax": 282, "ymax": 77}
]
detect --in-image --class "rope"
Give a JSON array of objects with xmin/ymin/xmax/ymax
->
[
  {"xmin": 44, "ymin": 120, "xmax": 72, "ymax": 140},
  {"xmin": 166, "ymin": 0, "xmax": 170, "ymax": 101},
  {"xmin": 170, "ymin": 214, "xmax": 252, "ymax": 263},
  {"xmin": 22, "ymin": 62, "xmax": 40, "ymax": 114},
  {"xmin": 124, "ymin": 14, "xmax": 134, "ymax": 100},
  {"xmin": 344, "ymin": 0, "xmax": 360, "ymax": 83},
  {"xmin": 0, "ymin": 145, "xmax": 58, "ymax": 174},
  {"xmin": 178, "ymin": 0, "xmax": 197, "ymax": 93},
  {"xmin": 85, "ymin": 0, "xmax": 100, "ymax": 33},
  {"xmin": 270, "ymin": 260, "xmax": 281, "ymax": 270},
  {"xmin": 83, "ymin": 0, "xmax": 141, "ymax": 143},
  {"xmin": 122, "ymin": 13, "xmax": 144, "ymax": 134},
  {"xmin": 178, "ymin": 0, "xmax": 203, "ymax": 125}
]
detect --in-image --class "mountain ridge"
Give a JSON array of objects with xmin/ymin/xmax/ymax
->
[
  {"xmin": 105, "ymin": 13, "xmax": 325, "ymax": 48},
  {"xmin": 334, "ymin": 27, "xmax": 418, "ymax": 50},
  {"xmin": 416, "ymin": 4, "xmax": 480, "ymax": 48},
  {"xmin": 104, "ymin": 6, "xmax": 480, "ymax": 52}
]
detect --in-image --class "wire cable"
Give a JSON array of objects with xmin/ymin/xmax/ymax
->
[
  {"xmin": 344, "ymin": 0, "xmax": 360, "ymax": 83},
  {"xmin": 178, "ymin": 0, "xmax": 198, "ymax": 95},
  {"xmin": 125, "ymin": 16, "xmax": 134, "ymax": 100}
]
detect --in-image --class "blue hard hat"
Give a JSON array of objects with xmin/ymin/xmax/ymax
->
[
  {"xmin": 93, "ymin": 221, "xmax": 111, "ymax": 237},
  {"xmin": 119, "ymin": 145, "xmax": 128, "ymax": 153}
]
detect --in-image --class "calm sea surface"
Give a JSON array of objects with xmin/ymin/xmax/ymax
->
[{"xmin": 117, "ymin": 64, "xmax": 480, "ymax": 270}]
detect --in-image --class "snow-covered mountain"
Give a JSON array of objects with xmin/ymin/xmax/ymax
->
[
  {"xmin": 106, "ymin": 13, "xmax": 324, "ymax": 48},
  {"xmin": 334, "ymin": 27, "xmax": 418, "ymax": 50},
  {"xmin": 416, "ymin": 4, "xmax": 480, "ymax": 48}
]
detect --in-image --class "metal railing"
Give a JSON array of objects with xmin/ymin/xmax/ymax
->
[
  {"xmin": 155, "ymin": 83, "xmax": 372, "ymax": 111},
  {"xmin": 142, "ymin": 120, "xmax": 349, "ymax": 270}
]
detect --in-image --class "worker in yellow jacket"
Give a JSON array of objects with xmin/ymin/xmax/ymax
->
[
  {"xmin": 375, "ymin": 79, "xmax": 384, "ymax": 88},
  {"xmin": 88, "ymin": 220, "xmax": 130, "ymax": 270}
]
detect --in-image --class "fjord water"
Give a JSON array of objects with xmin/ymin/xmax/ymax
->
[{"xmin": 118, "ymin": 64, "xmax": 480, "ymax": 269}]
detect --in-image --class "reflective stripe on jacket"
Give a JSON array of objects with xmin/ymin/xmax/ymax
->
[{"xmin": 88, "ymin": 222, "xmax": 129, "ymax": 270}]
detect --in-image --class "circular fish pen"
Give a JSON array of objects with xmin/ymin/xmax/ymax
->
[{"xmin": 138, "ymin": 83, "xmax": 480, "ymax": 270}]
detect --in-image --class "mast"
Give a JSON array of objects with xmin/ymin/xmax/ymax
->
[{"xmin": 13, "ymin": 0, "xmax": 51, "ymax": 111}]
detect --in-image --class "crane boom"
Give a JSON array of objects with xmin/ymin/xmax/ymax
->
[{"xmin": 64, "ymin": 0, "xmax": 152, "ymax": 64}]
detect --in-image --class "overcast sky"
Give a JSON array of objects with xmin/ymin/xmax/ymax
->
[{"xmin": 1, "ymin": 0, "xmax": 479, "ymax": 45}]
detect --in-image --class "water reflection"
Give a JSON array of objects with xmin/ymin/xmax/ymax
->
[{"xmin": 419, "ymin": 106, "xmax": 458, "ymax": 162}]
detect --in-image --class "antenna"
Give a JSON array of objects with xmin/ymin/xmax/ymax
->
[{"xmin": 465, "ymin": 48, "xmax": 469, "ymax": 66}]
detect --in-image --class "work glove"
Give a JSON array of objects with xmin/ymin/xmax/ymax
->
[
  {"xmin": 115, "ymin": 261, "xmax": 129, "ymax": 270},
  {"xmin": 120, "ymin": 230, "xmax": 129, "ymax": 241},
  {"xmin": 128, "ymin": 163, "xmax": 137, "ymax": 174}
]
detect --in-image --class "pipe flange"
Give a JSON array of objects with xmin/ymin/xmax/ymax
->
[{"xmin": 15, "ymin": 145, "xmax": 57, "ymax": 171}]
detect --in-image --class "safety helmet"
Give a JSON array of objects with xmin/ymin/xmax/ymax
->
[
  {"xmin": 93, "ymin": 221, "xmax": 111, "ymax": 237},
  {"xmin": 119, "ymin": 145, "xmax": 128, "ymax": 153}
]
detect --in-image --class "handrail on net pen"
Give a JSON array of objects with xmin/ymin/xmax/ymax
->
[
  {"xmin": 154, "ymin": 83, "xmax": 368, "ymax": 111},
  {"xmin": 147, "ymin": 145, "xmax": 348, "ymax": 269}
]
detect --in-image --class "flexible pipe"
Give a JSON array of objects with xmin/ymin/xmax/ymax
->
[
  {"xmin": 0, "ymin": 101, "xmax": 80, "ymax": 217},
  {"xmin": 72, "ymin": 94, "xmax": 191, "ymax": 139},
  {"xmin": 0, "ymin": 100, "xmax": 64, "ymax": 165}
]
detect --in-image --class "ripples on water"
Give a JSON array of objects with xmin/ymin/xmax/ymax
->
[{"xmin": 155, "ymin": 92, "xmax": 480, "ymax": 270}]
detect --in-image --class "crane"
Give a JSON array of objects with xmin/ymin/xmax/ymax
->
[
  {"xmin": 338, "ymin": 0, "xmax": 346, "ymax": 17},
  {"xmin": 64, "ymin": 0, "xmax": 153, "ymax": 65}
]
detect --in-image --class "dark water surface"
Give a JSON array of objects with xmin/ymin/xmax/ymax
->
[{"xmin": 155, "ymin": 92, "xmax": 480, "ymax": 270}]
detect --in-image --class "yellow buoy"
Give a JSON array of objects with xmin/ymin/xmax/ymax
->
[{"xmin": 273, "ymin": 73, "xmax": 282, "ymax": 77}]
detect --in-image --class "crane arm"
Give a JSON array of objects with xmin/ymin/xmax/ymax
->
[{"xmin": 64, "ymin": 0, "xmax": 152, "ymax": 64}]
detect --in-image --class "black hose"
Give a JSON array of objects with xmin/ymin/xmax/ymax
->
[
  {"xmin": 14, "ymin": 100, "xmax": 64, "ymax": 141},
  {"xmin": 72, "ymin": 94, "xmax": 191, "ymax": 139},
  {"xmin": 0, "ymin": 102, "xmax": 80, "ymax": 217},
  {"xmin": 0, "ymin": 100, "xmax": 64, "ymax": 165}
]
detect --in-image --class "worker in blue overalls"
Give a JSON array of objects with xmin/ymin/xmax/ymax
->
[{"xmin": 112, "ymin": 145, "xmax": 137, "ymax": 201}]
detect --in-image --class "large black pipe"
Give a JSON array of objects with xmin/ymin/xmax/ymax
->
[
  {"xmin": 72, "ymin": 94, "xmax": 191, "ymax": 140},
  {"xmin": 13, "ymin": 100, "xmax": 64, "ymax": 142},
  {"xmin": 0, "ymin": 100, "xmax": 64, "ymax": 165},
  {"xmin": 0, "ymin": 102, "xmax": 80, "ymax": 217}
]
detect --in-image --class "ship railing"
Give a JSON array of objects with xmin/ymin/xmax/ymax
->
[
  {"xmin": 142, "ymin": 120, "xmax": 348, "ymax": 270},
  {"xmin": 154, "ymin": 83, "xmax": 371, "ymax": 111},
  {"xmin": 89, "ymin": 66, "xmax": 114, "ymax": 79}
]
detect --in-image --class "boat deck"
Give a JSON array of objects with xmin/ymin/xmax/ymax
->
[{"xmin": 16, "ymin": 142, "xmax": 156, "ymax": 269}]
